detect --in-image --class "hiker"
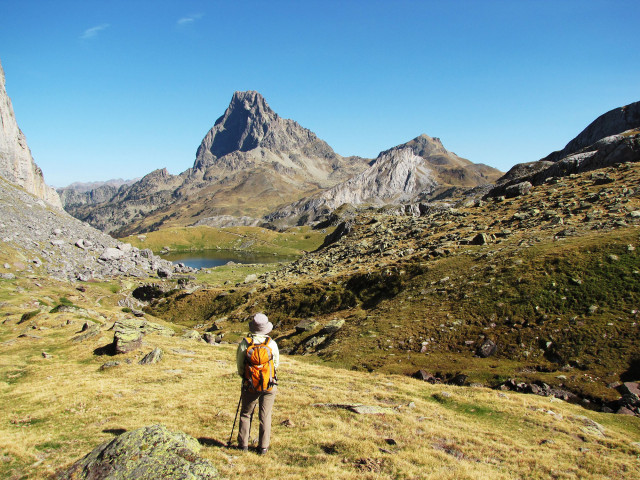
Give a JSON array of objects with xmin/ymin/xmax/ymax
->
[{"xmin": 236, "ymin": 313, "xmax": 279, "ymax": 454}]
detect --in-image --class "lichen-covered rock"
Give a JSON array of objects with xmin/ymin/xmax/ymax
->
[
  {"xmin": 56, "ymin": 424, "xmax": 219, "ymax": 479},
  {"xmin": 295, "ymin": 318, "xmax": 319, "ymax": 333},
  {"xmin": 182, "ymin": 330, "xmax": 202, "ymax": 341},
  {"xmin": 113, "ymin": 322, "xmax": 143, "ymax": 354},
  {"xmin": 111, "ymin": 318, "xmax": 175, "ymax": 354}
]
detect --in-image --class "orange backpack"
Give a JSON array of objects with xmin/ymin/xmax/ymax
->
[{"xmin": 244, "ymin": 337, "xmax": 276, "ymax": 393}]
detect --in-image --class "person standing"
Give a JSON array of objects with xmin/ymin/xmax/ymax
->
[{"xmin": 236, "ymin": 313, "xmax": 279, "ymax": 454}]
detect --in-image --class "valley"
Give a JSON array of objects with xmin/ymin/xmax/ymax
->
[{"xmin": 1, "ymin": 52, "xmax": 639, "ymax": 478}]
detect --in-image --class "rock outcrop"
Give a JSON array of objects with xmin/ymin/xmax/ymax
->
[
  {"xmin": 56, "ymin": 424, "xmax": 219, "ymax": 479},
  {"xmin": 542, "ymin": 101, "xmax": 640, "ymax": 162},
  {"xmin": 0, "ymin": 59, "xmax": 61, "ymax": 208},
  {"xmin": 487, "ymin": 100, "xmax": 640, "ymax": 198},
  {"xmin": 487, "ymin": 129, "xmax": 640, "ymax": 198}
]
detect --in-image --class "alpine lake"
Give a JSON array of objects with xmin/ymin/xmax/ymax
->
[{"xmin": 161, "ymin": 250, "xmax": 299, "ymax": 269}]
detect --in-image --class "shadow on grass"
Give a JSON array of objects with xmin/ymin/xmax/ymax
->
[
  {"xmin": 103, "ymin": 428, "xmax": 127, "ymax": 436},
  {"xmin": 93, "ymin": 344, "xmax": 116, "ymax": 356},
  {"xmin": 198, "ymin": 437, "xmax": 228, "ymax": 448}
]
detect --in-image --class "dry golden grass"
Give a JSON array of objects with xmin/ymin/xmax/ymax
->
[{"xmin": 1, "ymin": 275, "xmax": 639, "ymax": 479}]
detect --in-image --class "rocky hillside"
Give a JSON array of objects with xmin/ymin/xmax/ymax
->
[
  {"xmin": 62, "ymin": 91, "xmax": 371, "ymax": 236},
  {"xmin": 0, "ymin": 175, "xmax": 191, "ymax": 282},
  {"xmin": 267, "ymin": 134, "xmax": 501, "ymax": 226},
  {"xmin": 488, "ymin": 101, "xmax": 640, "ymax": 199},
  {"xmin": 0, "ymin": 59, "xmax": 61, "ymax": 209}
]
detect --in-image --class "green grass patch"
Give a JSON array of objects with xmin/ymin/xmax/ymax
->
[{"xmin": 119, "ymin": 225, "xmax": 331, "ymax": 256}]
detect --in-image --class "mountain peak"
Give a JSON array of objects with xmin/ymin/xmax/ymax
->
[
  {"xmin": 194, "ymin": 90, "xmax": 280, "ymax": 169},
  {"xmin": 225, "ymin": 90, "xmax": 273, "ymax": 118}
]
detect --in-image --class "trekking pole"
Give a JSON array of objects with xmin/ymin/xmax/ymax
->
[{"xmin": 228, "ymin": 391, "xmax": 243, "ymax": 447}]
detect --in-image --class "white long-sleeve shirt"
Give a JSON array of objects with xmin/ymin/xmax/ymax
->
[{"xmin": 236, "ymin": 334, "xmax": 280, "ymax": 377}]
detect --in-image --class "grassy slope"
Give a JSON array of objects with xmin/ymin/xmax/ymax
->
[
  {"xmin": 119, "ymin": 225, "xmax": 331, "ymax": 256},
  {"xmin": 0, "ymin": 275, "xmax": 639, "ymax": 480}
]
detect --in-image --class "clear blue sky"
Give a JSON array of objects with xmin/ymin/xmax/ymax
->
[{"xmin": 1, "ymin": 0, "xmax": 638, "ymax": 187}]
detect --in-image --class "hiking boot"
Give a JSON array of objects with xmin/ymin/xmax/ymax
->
[
  {"xmin": 238, "ymin": 445, "xmax": 248, "ymax": 452},
  {"xmin": 258, "ymin": 448, "xmax": 268, "ymax": 455}
]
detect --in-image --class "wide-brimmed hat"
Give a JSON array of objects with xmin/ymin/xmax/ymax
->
[{"xmin": 249, "ymin": 313, "xmax": 273, "ymax": 335}]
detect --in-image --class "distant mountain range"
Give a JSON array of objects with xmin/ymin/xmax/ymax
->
[{"xmin": 58, "ymin": 91, "xmax": 502, "ymax": 235}]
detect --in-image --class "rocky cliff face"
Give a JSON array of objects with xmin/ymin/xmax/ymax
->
[
  {"xmin": 57, "ymin": 178, "xmax": 139, "ymax": 208},
  {"xmin": 266, "ymin": 134, "xmax": 502, "ymax": 226},
  {"xmin": 0, "ymin": 60, "xmax": 61, "ymax": 209}
]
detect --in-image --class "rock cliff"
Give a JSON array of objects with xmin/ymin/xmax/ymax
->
[{"xmin": 0, "ymin": 59, "xmax": 61, "ymax": 209}]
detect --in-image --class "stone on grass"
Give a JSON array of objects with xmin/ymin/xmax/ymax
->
[
  {"xmin": 412, "ymin": 370, "xmax": 439, "ymax": 383},
  {"xmin": 295, "ymin": 318, "xmax": 319, "ymax": 333},
  {"xmin": 100, "ymin": 361, "xmax": 121, "ymax": 371},
  {"xmin": 182, "ymin": 330, "xmax": 202, "ymax": 341},
  {"xmin": 56, "ymin": 424, "xmax": 219, "ymax": 479},
  {"xmin": 139, "ymin": 347, "xmax": 163, "ymax": 365},
  {"xmin": 72, "ymin": 324, "xmax": 101, "ymax": 343},
  {"xmin": 113, "ymin": 320, "xmax": 144, "ymax": 354}
]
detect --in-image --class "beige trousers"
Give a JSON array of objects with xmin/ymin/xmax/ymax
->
[{"xmin": 237, "ymin": 386, "xmax": 276, "ymax": 449}]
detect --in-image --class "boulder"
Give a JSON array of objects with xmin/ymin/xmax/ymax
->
[
  {"xmin": 243, "ymin": 274, "xmax": 258, "ymax": 283},
  {"xmin": 56, "ymin": 424, "xmax": 219, "ymax": 479},
  {"xmin": 139, "ymin": 347, "xmax": 163, "ymax": 365},
  {"xmin": 322, "ymin": 319, "xmax": 345, "ymax": 334},
  {"xmin": 203, "ymin": 333, "xmax": 217, "ymax": 344},
  {"xmin": 505, "ymin": 181, "xmax": 532, "ymax": 198},
  {"xmin": 112, "ymin": 317, "xmax": 175, "ymax": 355},
  {"xmin": 412, "ymin": 370, "xmax": 439, "ymax": 383},
  {"xmin": 100, "ymin": 247, "xmax": 125, "ymax": 261},
  {"xmin": 620, "ymin": 382, "xmax": 640, "ymax": 397},
  {"xmin": 182, "ymin": 330, "xmax": 202, "ymax": 341},
  {"xmin": 157, "ymin": 267, "xmax": 172, "ymax": 279},
  {"xmin": 113, "ymin": 323, "xmax": 143, "ymax": 354}
]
